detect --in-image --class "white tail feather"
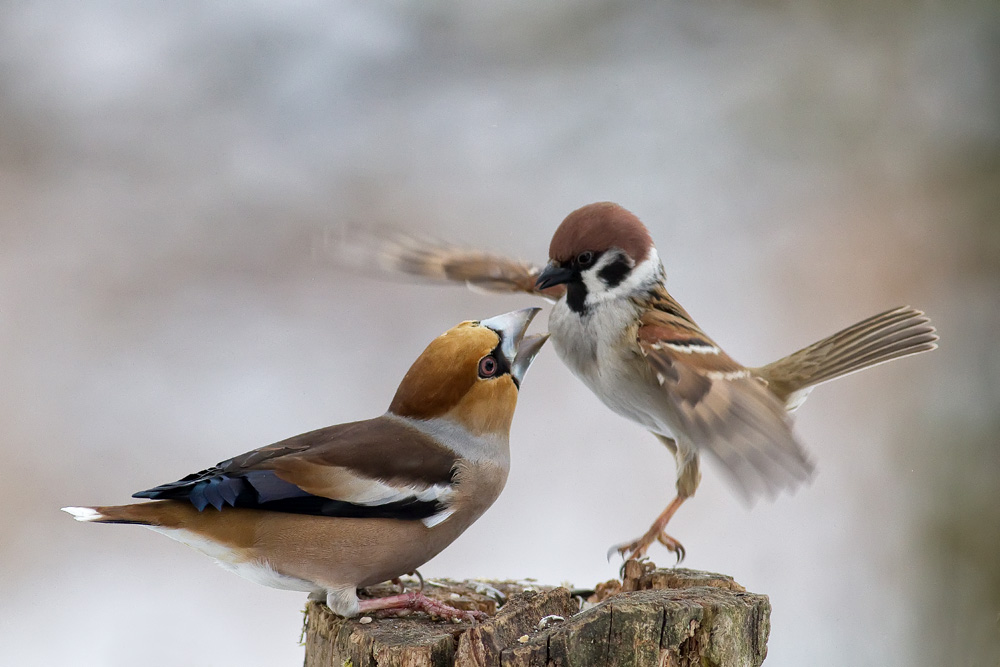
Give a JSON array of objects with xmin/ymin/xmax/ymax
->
[{"xmin": 61, "ymin": 506, "xmax": 103, "ymax": 522}]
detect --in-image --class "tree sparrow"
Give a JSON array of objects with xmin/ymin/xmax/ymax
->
[
  {"xmin": 366, "ymin": 202, "xmax": 938, "ymax": 561},
  {"xmin": 63, "ymin": 308, "xmax": 548, "ymax": 620}
]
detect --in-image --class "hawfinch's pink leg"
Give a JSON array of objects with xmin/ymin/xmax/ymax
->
[{"xmin": 358, "ymin": 592, "xmax": 486, "ymax": 622}]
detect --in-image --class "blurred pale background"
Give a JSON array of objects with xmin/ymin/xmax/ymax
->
[{"xmin": 2, "ymin": 2, "xmax": 997, "ymax": 665}]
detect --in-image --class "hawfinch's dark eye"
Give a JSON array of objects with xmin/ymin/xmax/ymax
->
[
  {"xmin": 576, "ymin": 251, "xmax": 594, "ymax": 267},
  {"xmin": 478, "ymin": 355, "xmax": 498, "ymax": 378}
]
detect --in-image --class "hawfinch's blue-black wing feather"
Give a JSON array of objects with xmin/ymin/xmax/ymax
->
[
  {"xmin": 133, "ymin": 417, "xmax": 458, "ymax": 522},
  {"xmin": 134, "ymin": 468, "xmax": 313, "ymax": 511}
]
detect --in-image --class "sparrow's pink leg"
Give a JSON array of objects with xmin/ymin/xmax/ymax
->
[
  {"xmin": 357, "ymin": 591, "xmax": 487, "ymax": 622},
  {"xmin": 611, "ymin": 494, "xmax": 688, "ymax": 563}
]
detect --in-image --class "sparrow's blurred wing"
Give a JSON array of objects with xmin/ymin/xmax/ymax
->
[
  {"xmin": 637, "ymin": 291, "xmax": 814, "ymax": 502},
  {"xmin": 356, "ymin": 232, "xmax": 565, "ymax": 300}
]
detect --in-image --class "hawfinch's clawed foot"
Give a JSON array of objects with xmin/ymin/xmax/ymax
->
[{"xmin": 358, "ymin": 592, "xmax": 487, "ymax": 623}]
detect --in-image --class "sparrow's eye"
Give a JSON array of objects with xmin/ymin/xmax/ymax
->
[
  {"xmin": 478, "ymin": 355, "xmax": 499, "ymax": 378},
  {"xmin": 576, "ymin": 251, "xmax": 594, "ymax": 268}
]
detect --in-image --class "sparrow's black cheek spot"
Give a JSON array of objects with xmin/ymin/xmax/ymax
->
[{"xmin": 598, "ymin": 258, "xmax": 631, "ymax": 288}]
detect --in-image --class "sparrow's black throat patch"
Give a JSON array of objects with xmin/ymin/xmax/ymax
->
[{"xmin": 565, "ymin": 280, "xmax": 588, "ymax": 315}]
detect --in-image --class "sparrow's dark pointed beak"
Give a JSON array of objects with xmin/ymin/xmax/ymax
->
[{"xmin": 535, "ymin": 262, "xmax": 574, "ymax": 290}]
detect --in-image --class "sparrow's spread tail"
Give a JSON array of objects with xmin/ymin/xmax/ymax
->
[{"xmin": 755, "ymin": 306, "xmax": 938, "ymax": 411}]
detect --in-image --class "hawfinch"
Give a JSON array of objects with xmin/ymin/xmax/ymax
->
[
  {"xmin": 365, "ymin": 202, "xmax": 938, "ymax": 560},
  {"xmin": 64, "ymin": 308, "xmax": 547, "ymax": 619}
]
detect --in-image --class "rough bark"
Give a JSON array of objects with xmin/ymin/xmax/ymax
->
[{"xmin": 303, "ymin": 562, "xmax": 770, "ymax": 667}]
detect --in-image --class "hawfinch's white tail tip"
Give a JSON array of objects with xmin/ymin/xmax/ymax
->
[{"xmin": 62, "ymin": 506, "xmax": 103, "ymax": 522}]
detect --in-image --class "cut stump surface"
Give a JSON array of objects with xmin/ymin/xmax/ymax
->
[{"xmin": 303, "ymin": 562, "xmax": 770, "ymax": 667}]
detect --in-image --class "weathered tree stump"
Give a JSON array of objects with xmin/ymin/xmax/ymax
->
[{"xmin": 303, "ymin": 561, "xmax": 770, "ymax": 666}]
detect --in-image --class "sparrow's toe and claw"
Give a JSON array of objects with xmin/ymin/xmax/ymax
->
[
  {"xmin": 608, "ymin": 529, "xmax": 686, "ymax": 566},
  {"xmin": 656, "ymin": 532, "xmax": 686, "ymax": 563}
]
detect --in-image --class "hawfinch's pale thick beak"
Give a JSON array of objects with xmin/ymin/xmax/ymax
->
[
  {"xmin": 511, "ymin": 333, "xmax": 548, "ymax": 385},
  {"xmin": 479, "ymin": 307, "xmax": 548, "ymax": 385}
]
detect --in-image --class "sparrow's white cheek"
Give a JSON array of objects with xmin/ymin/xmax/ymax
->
[
  {"xmin": 580, "ymin": 266, "xmax": 610, "ymax": 303},
  {"xmin": 583, "ymin": 249, "xmax": 663, "ymax": 306}
]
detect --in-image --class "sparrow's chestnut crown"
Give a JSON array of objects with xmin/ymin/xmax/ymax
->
[{"xmin": 548, "ymin": 202, "xmax": 653, "ymax": 265}]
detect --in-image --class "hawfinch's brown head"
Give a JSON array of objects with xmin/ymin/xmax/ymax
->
[{"xmin": 389, "ymin": 308, "xmax": 547, "ymax": 436}]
